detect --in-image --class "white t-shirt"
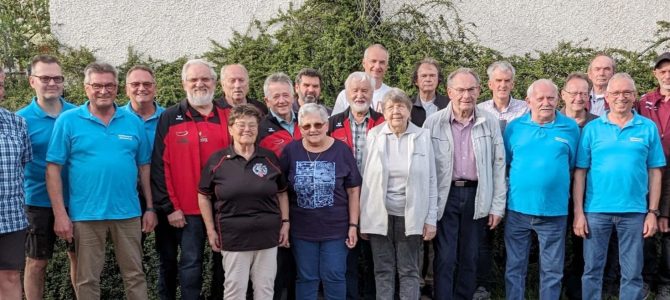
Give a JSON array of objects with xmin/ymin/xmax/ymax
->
[{"xmin": 331, "ymin": 83, "xmax": 392, "ymax": 116}]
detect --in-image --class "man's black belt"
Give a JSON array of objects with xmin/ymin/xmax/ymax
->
[{"xmin": 451, "ymin": 180, "xmax": 478, "ymax": 187}]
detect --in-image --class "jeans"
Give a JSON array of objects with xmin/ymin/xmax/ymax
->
[
  {"xmin": 582, "ymin": 213, "xmax": 645, "ymax": 300},
  {"xmin": 504, "ymin": 210, "xmax": 567, "ymax": 300},
  {"xmin": 369, "ymin": 215, "xmax": 422, "ymax": 300},
  {"xmin": 292, "ymin": 238, "xmax": 349, "ymax": 300},
  {"xmin": 433, "ymin": 186, "xmax": 486, "ymax": 300},
  {"xmin": 155, "ymin": 214, "xmax": 205, "ymax": 300}
]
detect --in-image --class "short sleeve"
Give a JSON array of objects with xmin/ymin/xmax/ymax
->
[
  {"xmin": 647, "ymin": 124, "xmax": 667, "ymax": 168},
  {"xmin": 46, "ymin": 115, "xmax": 70, "ymax": 165},
  {"xmin": 575, "ymin": 125, "xmax": 593, "ymax": 169}
]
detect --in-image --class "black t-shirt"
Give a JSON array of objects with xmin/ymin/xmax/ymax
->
[{"xmin": 198, "ymin": 146, "xmax": 287, "ymax": 251}]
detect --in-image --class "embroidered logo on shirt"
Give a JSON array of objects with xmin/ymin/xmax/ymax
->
[
  {"xmin": 117, "ymin": 134, "xmax": 133, "ymax": 141},
  {"xmin": 176, "ymin": 115, "xmax": 184, "ymax": 121},
  {"xmin": 252, "ymin": 163, "xmax": 268, "ymax": 177},
  {"xmin": 272, "ymin": 139, "xmax": 285, "ymax": 145},
  {"xmin": 268, "ymin": 127, "xmax": 276, "ymax": 133},
  {"xmin": 630, "ymin": 137, "xmax": 643, "ymax": 142},
  {"xmin": 336, "ymin": 121, "xmax": 343, "ymax": 127}
]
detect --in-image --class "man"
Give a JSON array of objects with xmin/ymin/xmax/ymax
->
[
  {"xmin": 293, "ymin": 68, "xmax": 332, "ymax": 114},
  {"xmin": 586, "ymin": 54, "xmax": 616, "ymax": 116},
  {"xmin": 410, "ymin": 58, "xmax": 449, "ymax": 127},
  {"xmin": 17, "ymin": 55, "xmax": 77, "ymax": 300},
  {"xmin": 152, "ymin": 59, "xmax": 231, "ymax": 300},
  {"xmin": 637, "ymin": 52, "xmax": 670, "ymax": 299},
  {"xmin": 477, "ymin": 61, "xmax": 528, "ymax": 131},
  {"xmin": 219, "ymin": 63, "xmax": 268, "ymax": 115},
  {"xmin": 329, "ymin": 71, "xmax": 384, "ymax": 299},
  {"xmin": 253, "ymin": 72, "xmax": 300, "ymax": 300},
  {"xmin": 574, "ymin": 73, "xmax": 665, "ymax": 299},
  {"xmin": 0, "ymin": 68, "xmax": 33, "ymax": 300},
  {"xmin": 332, "ymin": 44, "xmax": 394, "ymax": 115},
  {"xmin": 559, "ymin": 72, "xmax": 598, "ymax": 300},
  {"xmin": 422, "ymin": 68, "xmax": 506, "ymax": 300},
  {"xmin": 46, "ymin": 62, "xmax": 152, "ymax": 299},
  {"xmin": 503, "ymin": 79, "xmax": 580, "ymax": 299}
]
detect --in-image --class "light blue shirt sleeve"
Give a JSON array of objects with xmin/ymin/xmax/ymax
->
[{"xmin": 46, "ymin": 115, "xmax": 70, "ymax": 166}]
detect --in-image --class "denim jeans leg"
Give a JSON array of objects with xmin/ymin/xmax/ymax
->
[
  {"xmin": 155, "ymin": 213, "xmax": 178, "ymax": 300},
  {"xmin": 504, "ymin": 210, "xmax": 532, "ymax": 300},
  {"xmin": 582, "ymin": 213, "xmax": 614, "ymax": 300},
  {"xmin": 534, "ymin": 215, "xmax": 567, "ymax": 300},
  {"xmin": 615, "ymin": 213, "xmax": 645, "ymax": 300},
  {"xmin": 369, "ymin": 220, "xmax": 396, "ymax": 300},
  {"xmin": 293, "ymin": 238, "xmax": 321, "ymax": 299},
  {"xmin": 178, "ymin": 215, "xmax": 205, "ymax": 300},
  {"xmin": 394, "ymin": 216, "xmax": 422, "ymax": 300},
  {"xmin": 320, "ymin": 239, "xmax": 349, "ymax": 300}
]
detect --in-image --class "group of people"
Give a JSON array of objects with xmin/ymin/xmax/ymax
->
[{"xmin": 1, "ymin": 42, "xmax": 670, "ymax": 300}]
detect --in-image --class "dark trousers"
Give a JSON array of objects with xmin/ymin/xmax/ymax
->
[
  {"xmin": 346, "ymin": 239, "xmax": 376, "ymax": 299},
  {"xmin": 433, "ymin": 186, "xmax": 486, "ymax": 300},
  {"xmin": 274, "ymin": 247, "xmax": 296, "ymax": 300}
]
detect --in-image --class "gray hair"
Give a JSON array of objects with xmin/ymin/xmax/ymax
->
[
  {"xmin": 344, "ymin": 71, "xmax": 375, "ymax": 91},
  {"xmin": 297, "ymin": 103, "xmax": 329, "ymax": 125},
  {"xmin": 220, "ymin": 64, "xmax": 249, "ymax": 81},
  {"xmin": 181, "ymin": 59, "xmax": 217, "ymax": 82},
  {"xmin": 263, "ymin": 72, "xmax": 293, "ymax": 97},
  {"xmin": 588, "ymin": 53, "xmax": 617, "ymax": 73},
  {"xmin": 607, "ymin": 72, "xmax": 637, "ymax": 92},
  {"xmin": 363, "ymin": 44, "xmax": 389, "ymax": 60},
  {"xmin": 381, "ymin": 88, "xmax": 412, "ymax": 111},
  {"xmin": 446, "ymin": 68, "xmax": 480, "ymax": 88},
  {"xmin": 486, "ymin": 61, "xmax": 516, "ymax": 80},
  {"xmin": 526, "ymin": 79, "xmax": 559, "ymax": 98},
  {"xmin": 84, "ymin": 62, "xmax": 118, "ymax": 85}
]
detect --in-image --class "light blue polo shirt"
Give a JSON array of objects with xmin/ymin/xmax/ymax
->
[
  {"xmin": 46, "ymin": 102, "xmax": 151, "ymax": 221},
  {"xmin": 504, "ymin": 112, "xmax": 580, "ymax": 216},
  {"xmin": 576, "ymin": 112, "xmax": 666, "ymax": 213},
  {"xmin": 121, "ymin": 101, "xmax": 164, "ymax": 148},
  {"xmin": 17, "ymin": 97, "xmax": 77, "ymax": 207}
]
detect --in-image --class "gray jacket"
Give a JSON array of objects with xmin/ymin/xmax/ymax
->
[{"xmin": 422, "ymin": 103, "xmax": 507, "ymax": 220}]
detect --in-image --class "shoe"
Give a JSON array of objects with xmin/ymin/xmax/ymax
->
[
  {"xmin": 472, "ymin": 286, "xmax": 491, "ymax": 300},
  {"xmin": 642, "ymin": 282, "xmax": 650, "ymax": 300},
  {"xmin": 658, "ymin": 284, "xmax": 670, "ymax": 300}
]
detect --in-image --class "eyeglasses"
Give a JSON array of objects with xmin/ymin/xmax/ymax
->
[
  {"xmin": 186, "ymin": 77, "xmax": 213, "ymax": 84},
  {"xmin": 233, "ymin": 122, "xmax": 258, "ymax": 130},
  {"xmin": 31, "ymin": 75, "xmax": 64, "ymax": 84},
  {"xmin": 86, "ymin": 83, "xmax": 118, "ymax": 91},
  {"xmin": 562, "ymin": 90, "xmax": 589, "ymax": 98},
  {"xmin": 300, "ymin": 122, "xmax": 325, "ymax": 131},
  {"xmin": 127, "ymin": 81, "xmax": 155, "ymax": 88},
  {"xmin": 450, "ymin": 86, "xmax": 479, "ymax": 95},
  {"xmin": 607, "ymin": 90, "xmax": 635, "ymax": 98}
]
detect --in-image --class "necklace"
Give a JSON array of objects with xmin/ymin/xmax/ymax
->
[{"xmin": 306, "ymin": 150, "xmax": 322, "ymax": 163}]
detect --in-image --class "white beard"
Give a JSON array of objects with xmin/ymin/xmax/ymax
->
[{"xmin": 188, "ymin": 90, "xmax": 214, "ymax": 106}]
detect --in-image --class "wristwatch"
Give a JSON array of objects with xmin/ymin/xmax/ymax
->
[{"xmin": 648, "ymin": 209, "xmax": 661, "ymax": 217}]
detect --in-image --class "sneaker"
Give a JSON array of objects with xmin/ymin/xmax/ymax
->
[
  {"xmin": 472, "ymin": 286, "xmax": 491, "ymax": 300},
  {"xmin": 658, "ymin": 284, "xmax": 670, "ymax": 300}
]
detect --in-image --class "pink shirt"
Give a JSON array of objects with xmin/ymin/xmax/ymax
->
[{"xmin": 450, "ymin": 113, "xmax": 478, "ymax": 181}]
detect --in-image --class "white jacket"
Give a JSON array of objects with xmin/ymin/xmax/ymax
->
[
  {"xmin": 360, "ymin": 122, "xmax": 438, "ymax": 235},
  {"xmin": 422, "ymin": 103, "xmax": 507, "ymax": 220}
]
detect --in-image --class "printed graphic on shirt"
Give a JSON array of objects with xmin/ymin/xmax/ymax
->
[
  {"xmin": 294, "ymin": 161, "xmax": 335, "ymax": 209},
  {"xmin": 252, "ymin": 163, "xmax": 268, "ymax": 177}
]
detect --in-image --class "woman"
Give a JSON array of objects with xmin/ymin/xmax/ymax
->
[
  {"xmin": 279, "ymin": 103, "xmax": 361, "ymax": 300},
  {"xmin": 198, "ymin": 104, "xmax": 289, "ymax": 300},
  {"xmin": 360, "ymin": 88, "xmax": 438, "ymax": 300}
]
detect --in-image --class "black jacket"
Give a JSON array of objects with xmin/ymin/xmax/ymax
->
[{"xmin": 410, "ymin": 93, "xmax": 449, "ymax": 126}]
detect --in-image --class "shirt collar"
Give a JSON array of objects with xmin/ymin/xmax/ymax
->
[
  {"xmin": 381, "ymin": 121, "xmax": 420, "ymax": 135},
  {"xmin": 349, "ymin": 110, "xmax": 370, "ymax": 125},
  {"xmin": 598, "ymin": 111, "xmax": 644, "ymax": 128},
  {"xmin": 270, "ymin": 110, "xmax": 296, "ymax": 125},
  {"xmin": 121, "ymin": 101, "xmax": 164, "ymax": 121}
]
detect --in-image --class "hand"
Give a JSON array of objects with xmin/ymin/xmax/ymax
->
[
  {"xmin": 488, "ymin": 214, "xmax": 502, "ymax": 230},
  {"xmin": 207, "ymin": 229, "xmax": 221, "ymax": 252},
  {"xmin": 279, "ymin": 222, "xmax": 290, "ymax": 248},
  {"xmin": 573, "ymin": 212, "xmax": 589, "ymax": 238},
  {"xmin": 167, "ymin": 210, "xmax": 186, "ymax": 228},
  {"xmin": 660, "ymin": 217, "xmax": 669, "ymax": 233},
  {"xmin": 142, "ymin": 210, "xmax": 157, "ymax": 233},
  {"xmin": 644, "ymin": 213, "xmax": 658, "ymax": 238},
  {"xmin": 346, "ymin": 226, "xmax": 358, "ymax": 249},
  {"xmin": 423, "ymin": 224, "xmax": 436, "ymax": 241},
  {"xmin": 54, "ymin": 214, "xmax": 73, "ymax": 243}
]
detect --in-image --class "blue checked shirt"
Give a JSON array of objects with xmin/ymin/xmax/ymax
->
[
  {"xmin": 0, "ymin": 108, "xmax": 32, "ymax": 234},
  {"xmin": 349, "ymin": 111, "xmax": 369, "ymax": 170}
]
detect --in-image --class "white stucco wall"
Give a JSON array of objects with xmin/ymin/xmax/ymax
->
[{"xmin": 50, "ymin": 0, "xmax": 670, "ymax": 65}]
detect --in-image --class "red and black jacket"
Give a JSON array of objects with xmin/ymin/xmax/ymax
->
[
  {"xmin": 328, "ymin": 107, "xmax": 384, "ymax": 150},
  {"xmin": 151, "ymin": 99, "xmax": 232, "ymax": 215},
  {"xmin": 258, "ymin": 113, "xmax": 302, "ymax": 157}
]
